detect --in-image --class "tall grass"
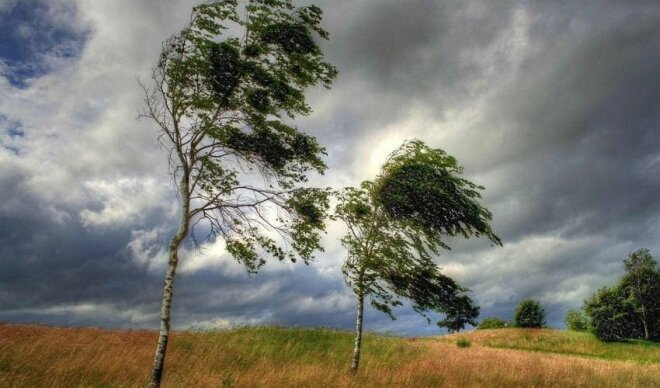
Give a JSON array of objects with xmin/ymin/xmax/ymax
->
[{"xmin": 1, "ymin": 324, "xmax": 658, "ymax": 387}]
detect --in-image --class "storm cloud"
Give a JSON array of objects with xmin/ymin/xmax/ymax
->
[{"xmin": 0, "ymin": 0, "xmax": 658, "ymax": 335}]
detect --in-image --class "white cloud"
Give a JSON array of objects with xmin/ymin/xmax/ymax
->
[
  {"xmin": 179, "ymin": 239, "xmax": 246, "ymax": 276},
  {"xmin": 126, "ymin": 226, "xmax": 169, "ymax": 271},
  {"xmin": 8, "ymin": 302, "xmax": 159, "ymax": 326},
  {"xmin": 79, "ymin": 177, "xmax": 175, "ymax": 228},
  {"xmin": 289, "ymin": 291, "xmax": 354, "ymax": 315}
]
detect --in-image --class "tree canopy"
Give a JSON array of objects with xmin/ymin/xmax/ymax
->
[
  {"xmin": 377, "ymin": 140, "xmax": 501, "ymax": 246},
  {"xmin": 621, "ymin": 248, "xmax": 659, "ymax": 340},
  {"xmin": 514, "ymin": 299, "xmax": 546, "ymax": 328},
  {"xmin": 584, "ymin": 248, "xmax": 659, "ymax": 341},
  {"xmin": 334, "ymin": 139, "xmax": 501, "ymax": 371},
  {"xmin": 564, "ymin": 309, "xmax": 589, "ymax": 331},
  {"xmin": 142, "ymin": 0, "xmax": 338, "ymax": 270}
]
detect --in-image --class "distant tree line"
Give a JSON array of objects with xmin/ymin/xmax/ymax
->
[
  {"xmin": 476, "ymin": 298, "xmax": 546, "ymax": 329},
  {"xmin": 566, "ymin": 248, "xmax": 659, "ymax": 342},
  {"xmin": 475, "ymin": 249, "xmax": 659, "ymax": 344}
]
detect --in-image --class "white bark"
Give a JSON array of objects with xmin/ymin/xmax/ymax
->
[
  {"xmin": 351, "ymin": 291, "xmax": 364, "ymax": 372},
  {"xmin": 150, "ymin": 177, "xmax": 190, "ymax": 388}
]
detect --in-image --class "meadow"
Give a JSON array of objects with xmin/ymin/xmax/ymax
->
[{"xmin": 0, "ymin": 324, "xmax": 658, "ymax": 387}]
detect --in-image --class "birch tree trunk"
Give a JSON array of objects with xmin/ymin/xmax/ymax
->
[
  {"xmin": 351, "ymin": 290, "xmax": 365, "ymax": 373},
  {"xmin": 638, "ymin": 273, "xmax": 650, "ymax": 340},
  {"xmin": 150, "ymin": 178, "xmax": 190, "ymax": 388},
  {"xmin": 641, "ymin": 308, "xmax": 649, "ymax": 340}
]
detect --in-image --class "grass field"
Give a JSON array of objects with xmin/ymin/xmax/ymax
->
[{"xmin": 0, "ymin": 324, "xmax": 658, "ymax": 387}]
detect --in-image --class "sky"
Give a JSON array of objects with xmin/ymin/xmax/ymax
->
[{"xmin": 0, "ymin": 0, "xmax": 658, "ymax": 336}]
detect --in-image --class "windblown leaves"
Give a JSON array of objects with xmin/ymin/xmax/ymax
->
[
  {"xmin": 334, "ymin": 140, "xmax": 499, "ymax": 331},
  {"xmin": 377, "ymin": 140, "xmax": 501, "ymax": 246},
  {"xmin": 146, "ymin": 0, "xmax": 336, "ymax": 270}
]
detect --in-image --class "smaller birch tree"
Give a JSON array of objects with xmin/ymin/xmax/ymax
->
[
  {"xmin": 621, "ymin": 248, "xmax": 659, "ymax": 340},
  {"xmin": 334, "ymin": 140, "xmax": 501, "ymax": 373}
]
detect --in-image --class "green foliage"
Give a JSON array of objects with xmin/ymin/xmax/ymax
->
[
  {"xmin": 583, "ymin": 248, "xmax": 659, "ymax": 342},
  {"xmin": 477, "ymin": 317, "xmax": 509, "ymax": 330},
  {"xmin": 334, "ymin": 140, "xmax": 501, "ymax": 331},
  {"xmin": 456, "ymin": 338, "xmax": 471, "ymax": 348},
  {"xmin": 438, "ymin": 295, "xmax": 481, "ymax": 333},
  {"xmin": 376, "ymin": 140, "xmax": 501, "ymax": 246},
  {"xmin": 584, "ymin": 287, "xmax": 638, "ymax": 342},
  {"xmin": 620, "ymin": 248, "xmax": 660, "ymax": 340},
  {"xmin": 514, "ymin": 299, "xmax": 546, "ymax": 328},
  {"xmin": 143, "ymin": 0, "xmax": 337, "ymax": 270},
  {"xmin": 624, "ymin": 248, "xmax": 656, "ymax": 273},
  {"xmin": 564, "ymin": 309, "xmax": 589, "ymax": 331}
]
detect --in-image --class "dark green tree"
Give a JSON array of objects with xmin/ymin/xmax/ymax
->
[
  {"xmin": 564, "ymin": 309, "xmax": 588, "ymax": 331},
  {"xmin": 584, "ymin": 286, "xmax": 639, "ymax": 341},
  {"xmin": 583, "ymin": 249, "xmax": 659, "ymax": 342},
  {"xmin": 513, "ymin": 299, "xmax": 546, "ymax": 328},
  {"xmin": 439, "ymin": 294, "xmax": 481, "ymax": 333},
  {"xmin": 333, "ymin": 140, "xmax": 501, "ymax": 372},
  {"xmin": 140, "ymin": 1, "xmax": 336, "ymax": 386},
  {"xmin": 621, "ymin": 248, "xmax": 659, "ymax": 340}
]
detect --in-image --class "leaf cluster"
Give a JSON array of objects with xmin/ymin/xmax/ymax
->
[
  {"xmin": 376, "ymin": 139, "xmax": 501, "ymax": 247},
  {"xmin": 584, "ymin": 286, "xmax": 641, "ymax": 341},
  {"xmin": 333, "ymin": 140, "xmax": 500, "ymax": 330},
  {"xmin": 513, "ymin": 299, "xmax": 546, "ymax": 328},
  {"xmin": 584, "ymin": 248, "xmax": 659, "ymax": 341},
  {"xmin": 142, "ymin": 0, "xmax": 337, "ymax": 272},
  {"xmin": 564, "ymin": 309, "xmax": 589, "ymax": 331}
]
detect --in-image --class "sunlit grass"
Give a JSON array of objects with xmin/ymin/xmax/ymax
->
[
  {"xmin": 440, "ymin": 328, "xmax": 660, "ymax": 364},
  {"xmin": 1, "ymin": 324, "xmax": 658, "ymax": 387}
]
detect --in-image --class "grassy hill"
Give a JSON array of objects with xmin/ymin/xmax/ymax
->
[{"xmin": 0, "ymin": 324, "xmax": 658, "ymax": 387}]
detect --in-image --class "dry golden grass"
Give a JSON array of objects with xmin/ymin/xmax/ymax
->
[{"xmin": 0, "ymin": 324, "xmax": 658, "ymax": 387}]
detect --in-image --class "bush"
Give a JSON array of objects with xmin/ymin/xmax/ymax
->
[
  {"xmin": 564, "ymin": 309, "xmax": 589, "ymax": 331},
  {"xmin": 456, "ymin": 338, "xmax": 471, "ymax": 348},
  {"xmin": 514, "ymin": 299, "xmax": 546, "ymax": 328},
  {"xmin": 477, "ymin": 317, "xmax": 508, "ymax": 330},
  {"xmin": 584, "ymin": 286, "xmax": 641, "ymax": 341}
]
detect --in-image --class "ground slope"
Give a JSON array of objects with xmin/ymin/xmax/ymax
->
[{"xmin": 0, "ymin": 324, "xmax": 658, "ymax": 387}]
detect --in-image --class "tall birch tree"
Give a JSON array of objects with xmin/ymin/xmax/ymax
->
[
  {"xmin": 140, "ymin": 1, "xmax": 336, "ymax": 386},
  {"xmin": 621, "ymin": 248, "xmax": 659, "ymax": 340},
  {"xmin": 334, "ymin": 140, "xmax": 501, "ymax": 372}
]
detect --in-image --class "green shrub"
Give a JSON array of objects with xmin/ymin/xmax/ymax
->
[
  {"xmin": 477, "ymin": 317, "xmax": 508, "ymax": 330},
  {"xmin": 456, "ymin": 338, "xmax": 470, "ymax": 348},
  {"xmin": 564, "ymin": 309, "xmax": 589, "ymax": 331},
  {"xmin": 584, "ymin": 286, "xmax": 640, "ymax": 341},
  {"xmin": 514, "ymin": 299, "xmax": 546, "ymax": 328}
]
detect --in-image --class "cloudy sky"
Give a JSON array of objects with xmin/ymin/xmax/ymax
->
[{"xmin": 1, "ymin": 0, "xmax": 658, "ymax": 336}]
